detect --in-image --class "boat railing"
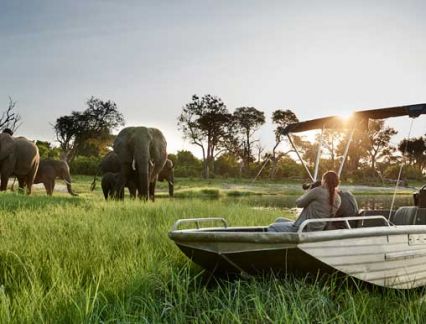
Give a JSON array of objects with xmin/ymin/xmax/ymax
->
[
  {"xmin": 172, "ymin": 217, "xmax": 228, "ymax": 231},
  {"xmin": 297, "ymin": 215, "xmax": 391, "ymax": 233}
]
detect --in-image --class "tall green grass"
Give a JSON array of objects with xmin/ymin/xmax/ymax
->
[{"xmin": 0, "ymin": 183, "xmax": 424, "ymax": 322}]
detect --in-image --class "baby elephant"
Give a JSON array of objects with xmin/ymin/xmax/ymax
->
[
  {"xmin": 101, "ymin": 172, "xmax": 137, "ymax": 200},
  {"xmin": 34, "ymin": 159, "xmax": 78, "ymax": 196}
]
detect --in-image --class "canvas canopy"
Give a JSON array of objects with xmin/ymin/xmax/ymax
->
[{"xmin": 281, "ymin": 103, "xmax": 426, "ymax": 135}]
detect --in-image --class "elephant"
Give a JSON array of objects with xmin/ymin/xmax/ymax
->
[
  {"xmin": 91, "ymin": 151, "xmax": 138, "ymax": 198},
  {"xmin": 113, "ymin": 126, "xmax": 167, "ymax": 201},
  {"xmin": 33, "ymin": 159, "xmax": 78, "ymax": 196},
  {"xmin": 0, "ymin": 133, "xmax": 39, "ymax": 194},
  {"xmin": 101, "ymin": 172, "xmax": 138, "ymax": 200},
  {"xmin": 92, "ymin": 150, "xmax": 174, "ymax": 200},
  {"xmin": 157, "ymin": 159, "xmax": 174, "ymax": 197}
]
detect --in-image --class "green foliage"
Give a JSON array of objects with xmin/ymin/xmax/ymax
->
[
  {"xmin": 178, "ymin": 94, "xmax": 234, "ymax": 178},
  {"xmin": 215, "ymin": 153, "xmax": 240, "ymax": 177},
  {"xmin": 398, "ymin": 136, "xmax": 426, "ymax": 172},
  {"xmin": 273, "ymin": 156, "xmax": 306, "ymax": 179},
  {"xmin": 69, "ymin": 156, "xmax": 102, "ymax": 175},
  {"xmin": 35, "ymin": 141, "xmax": 61, "ymax": 159},
  {"xmin": 232, "ymin": 107, "xmax": 266, "ymax": 166},
  {"xmin": 53, "ymin": 97, "xmax": 124, "ymax": 161},
  {"xmin": 173, "ymin": 150, "xmax": 203, "ymax": 177},
  {"xmin": 384, "ymin": 164, "xmax": 425, "ymax": 180}
]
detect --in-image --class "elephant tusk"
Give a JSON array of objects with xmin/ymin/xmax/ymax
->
[
  {"xmin": 132, "ymin": 159, "xmax": 136, "ymax": 171},
  {"xmin": 168, "ymin": 181, "xmax": 174, "ymax": 186},
  {"xmin": 63, "ymin": 179, "xmax": 72, "ymax": 185}
]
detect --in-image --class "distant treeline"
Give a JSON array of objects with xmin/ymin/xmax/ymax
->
[{"xmin": 3, "ymin": 95, "xmax": 425, "ymax": 183}]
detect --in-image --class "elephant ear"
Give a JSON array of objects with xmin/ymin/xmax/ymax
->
[{"xmin": 0, "ymin": 134, "xmax": 15, "ymax": 161}]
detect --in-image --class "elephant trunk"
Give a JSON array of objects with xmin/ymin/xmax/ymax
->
[
  {"xmin": 63, "ymin": 177, "xmax": 78, "ymax": 196},
  {"xmin": 135, "ymin": 156, "xmax": 150, "ymax": 201}
]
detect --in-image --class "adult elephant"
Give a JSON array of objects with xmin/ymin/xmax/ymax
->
[
  {"xmin": 90, "ymin": 151, "xmax": 138, "ymax": 198},
  {"xmin": 0, "ymin": 133, "xmax": 39, "ymax": 194},
  {"xmin": 91, "ymin": 152, "xmax": 174, "ymax": 199},
  {"xmin": 157, "ymin": 159, "xmax": 174, "ymax": 197},
  {"xmin": 33, "ymin": 159, "xmax": 78, "ymax": 196},
  {"xmin": 113, "ymin": 126, "xmax": 167, "ymax": 201}
]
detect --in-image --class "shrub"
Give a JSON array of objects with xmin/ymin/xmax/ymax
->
[
  {"xmin": 384, "ymin": 164, "xmax": 424, "ymax": 180},
  {"xmin": 69, "ymin": 156, "xmax": 101, "ymax": 175}
]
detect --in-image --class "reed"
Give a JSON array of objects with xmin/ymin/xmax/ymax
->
[{"xmin": 0, "ymin": 179, "xmax": 422, "ymax": 322}]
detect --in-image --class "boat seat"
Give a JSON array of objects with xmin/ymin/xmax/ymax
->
[
  {"xmin": 390, "ymin": 206, "xmax": 418, "ymax": 225},
  {"xmin": 413, "ymin": 208, "xmax": 426, "ymax": 225}
]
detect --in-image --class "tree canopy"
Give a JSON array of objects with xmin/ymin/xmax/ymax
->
[
  {"xmin": 398, "ymin": 136, "xmax": 426, "ymax": 172},
  {"xmin": 232, "ymin": 107, "xmax": 265, "ymax": 167},
  {"xmin": 178, "ymin": 94, "xmax": 233, "ymax": 178},
  {"xmin": 53, "ymin": 97, "xmax": 124, "ymax": 161}
]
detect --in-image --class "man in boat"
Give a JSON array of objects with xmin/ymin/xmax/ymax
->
[{"xmin": 268, "ymin": 171, "xmax": 341, "ymax": 232}]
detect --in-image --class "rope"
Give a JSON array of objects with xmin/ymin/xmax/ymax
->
[{"xmin": 388, "ymin": 118, "xmax": 415, "ymax": 219}]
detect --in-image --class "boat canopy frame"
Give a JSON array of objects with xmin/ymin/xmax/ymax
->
[{"xmin": 280, "ymin": 104, "xmax": 426, "ymax": 182}]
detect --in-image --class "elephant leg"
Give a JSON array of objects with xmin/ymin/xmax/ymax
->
[
  {"xmin": 25, "ymin": 163, "xmax": 39, "ymax": 195},
  {"xmin": 127, "ymin": 180, "xmax": 137, "ymax": 198},
  {"xmin": 17, "ymin": 178, "xmax": 25, "ymax": 194},
  {"xmin": 102, "ymin": 187, "xmax": 109, "ymax": 200},
  {"xmin": 51, "ymin": 180, "xmax": 55, "ymax": 195},
  {"xmin": 168, "ymin": 181, "xmax": 174, "ymax": 197},
  {"xmin": 44, "ymin": 181, "xmax": 52, "ymax": 196},
  {"xmin": 118, "ymin": 164, "xmax": 132, "ymax": 201},
  {"xmin": 149, "ymin": 179, "xmax": 157, "ymax": 202},
  {"xmin": 0, "ymin": 172, "xmax": 10, "ymax": 191}
]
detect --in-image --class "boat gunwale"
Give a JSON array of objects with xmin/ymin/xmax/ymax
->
[{"xmin": 169, "ymin": 225, "xmax": 426, "ymax": 243}]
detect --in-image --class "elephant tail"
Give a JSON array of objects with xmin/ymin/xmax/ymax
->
[
  {"xmin": 90, "ymin": 177, "xmax": 97, "ymax": 191},
  {"xmin": 90, "ymin": 167, "xmax": 102, "ymax": 191}
]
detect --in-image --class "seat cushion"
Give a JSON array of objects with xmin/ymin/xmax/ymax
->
[{"xmin": 390, "ymin": 206, "xmax": 418, "ymax": 225}]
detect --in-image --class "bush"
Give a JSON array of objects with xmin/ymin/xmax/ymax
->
[
  {"xmin": 384, "ymin": 164, "xmax": 424, "ymax": 180},
  {"xmin": 69, "ymin": 156, "xmax": 101, "ymax": 175}
]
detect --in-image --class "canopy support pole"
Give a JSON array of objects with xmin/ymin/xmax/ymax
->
[
  {"xmin": 313, "ymin": 127, "xmax": 324, "ymax": 181},
  {"xmin": 389, "ymin": 118, "xmax": 415, "ymax": 219},
  {"xmin": 286, "ymin": 134, "xmax": 314, "ymax": 181},
  {"xmin": 338, "ymin": 128, "xmax": 355, "ymax": 177}
]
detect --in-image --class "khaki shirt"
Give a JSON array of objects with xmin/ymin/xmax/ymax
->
[{"xmin": 294, "ymin": 186, "xmax": 341, "ymax": 231}]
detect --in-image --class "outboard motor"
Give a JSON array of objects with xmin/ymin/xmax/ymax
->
[{"xmin": 414, "ymin": 185, "xmax": 426, "ymax": 208}]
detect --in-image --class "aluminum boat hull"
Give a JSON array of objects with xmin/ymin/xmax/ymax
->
[{"xmin": 170, "ymin": 223, "xmax": 426, "ymax": 289}]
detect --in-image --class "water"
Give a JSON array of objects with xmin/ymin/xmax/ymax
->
[{"xmin": 222, "ymin": 194, "xmax": 414, "ymax": 210}]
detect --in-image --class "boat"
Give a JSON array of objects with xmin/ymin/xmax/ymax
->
[{"xmin": 169, "ymin": 103, "xmax": 426, "ymax": 289}]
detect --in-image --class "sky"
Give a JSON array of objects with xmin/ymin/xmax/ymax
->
[{"xmin": 0, "ymin": 0, "xmax": 425, "ymax": 157}]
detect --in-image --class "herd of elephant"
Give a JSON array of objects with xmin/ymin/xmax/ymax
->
[{"xmin": 0, "ymin": 126, "xmax": 173, "ymax": 201}]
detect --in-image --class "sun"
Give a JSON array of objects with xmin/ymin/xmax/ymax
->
[{"xmin": 338, "ymin": 111, "xmax": 353, "ymax": 122}]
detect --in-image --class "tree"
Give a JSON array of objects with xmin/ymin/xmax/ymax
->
[
  {"xmin": 336, "ymin": 128, "xmax": 370, "ymax": 175},
  {"xmin": 270, "ymin": 109, "xmax": 299, "ymax": 178},
  {"xmin": 178, "ymin": 94, "xmax": 233, "ymax": 178},
  {"xmin": 318, "ymin": 129, "xmax": 343, "ymax": 169},
  {"xmin": 365, "ymin": 120, "xmax": 397, "ymax": 170},
  {"xmin": 1, "ymin": 97, "xmax": 22, "ymax": 132},
  {"xmin": 398, "ymin": 136, "xmax": 426, "ymax": 171},
  {"xmin": 36, "ymin": 141, "xmax": 61, "ymax": 159},
  {"xmin": 53, "ymin": 97, "xmax": 124, "ymax": 162},
  {"xmin": 174, "ymin": 150, "xmax": 203, "ymax": 177},
  {"xmin": 232, "ymin": 107, "xmax": 265, "ymax": 169},
  {"xmin": 254, "ymin": 141, "xmax": 265, "ymax": 162}
]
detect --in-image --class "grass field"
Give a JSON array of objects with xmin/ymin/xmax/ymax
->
[{"xmin": 0, "ymin": 176, "xmax": 424, "ymax": 323}]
